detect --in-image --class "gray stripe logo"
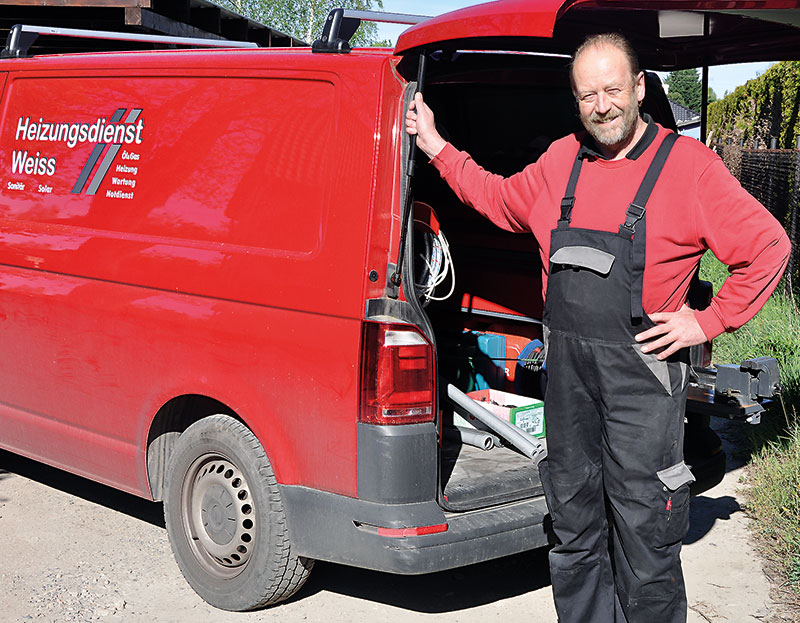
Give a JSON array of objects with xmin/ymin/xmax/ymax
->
[
  {"xmin": 86, "ymin": 144, "xmax": 121, "ymax": 196},
  {"xmin": 71, "ymin": 143, "xmax": 106, "ymax": 194},
  {"xmin": 71, "ymin": 107, "xmax": 129, "ymax": 195}
]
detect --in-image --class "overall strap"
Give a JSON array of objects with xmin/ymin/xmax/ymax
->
[
  {"xmin": 624, "ymin": 131, "xmax": 679, "ymax": 320},
  {"xmin": 558, "ymin": 147, "xmax": 585, "ymax": 229}
]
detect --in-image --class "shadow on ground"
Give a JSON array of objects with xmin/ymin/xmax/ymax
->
[
  {"xmin": 685, "ymin": 494, "xmax": 742, "ymax": 545},
  {"xmin": 291, "ymin": 548, "xmax": 553, "ymax": 613},
  {"xmin": 0, "ymin": 440, "xmax": 747, "ymax": 611},
  {"xmin": 0, "ymin": 449, "xmax": 164, "ymax": 527}
]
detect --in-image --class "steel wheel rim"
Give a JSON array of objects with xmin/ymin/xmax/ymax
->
[{"xmin": 180, "ymin": 452, "xmax": 256, "ymax": 579}]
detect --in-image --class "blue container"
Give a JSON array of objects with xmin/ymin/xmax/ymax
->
[{"xmin": 467, "ymin": 331, "xmax": 506, "ymax": 390}]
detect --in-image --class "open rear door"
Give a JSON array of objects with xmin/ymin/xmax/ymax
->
[{"xmin": 395, "ymin": 0, "xmax": 800, "ymax": 71}]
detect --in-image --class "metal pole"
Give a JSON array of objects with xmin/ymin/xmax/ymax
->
[
  {"xmin": 390, "ymin": 52, "xmax": 427, "ymax": 290},
  {"xmin": 701, "ymin": 65, "xmax": 709, "ymax": 144}
]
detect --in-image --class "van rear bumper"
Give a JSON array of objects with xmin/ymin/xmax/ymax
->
[{"xmin": 281, "ymin": 485, "xmax": 551, "ymax": 574}]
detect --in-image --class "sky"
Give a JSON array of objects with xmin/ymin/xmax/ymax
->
[{"xmin": 376, "ymin": 0, "xmax": 774, "ymax": 97}]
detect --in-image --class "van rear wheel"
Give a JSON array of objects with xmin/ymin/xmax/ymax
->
[{"xmin": 163, "ymin": 415, "xmax": 313, "ymax": 611}]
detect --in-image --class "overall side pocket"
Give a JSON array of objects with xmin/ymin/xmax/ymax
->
[{"xmin": 653, "ymin": 461, "xmax": 695, "ymax": 547}]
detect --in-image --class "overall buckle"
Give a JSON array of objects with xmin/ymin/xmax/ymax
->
[
  {"xmin": 559, "ymin": 196, "xmax": 575, "ymax": 223},
  {"xmin": 620, "ymin": 203, "xmax": 645, "ymax": 233}
]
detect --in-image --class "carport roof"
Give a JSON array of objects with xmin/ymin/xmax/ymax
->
[{"xmin": 0, "ymin": 0, "xmax": 306, "ymax": 55}]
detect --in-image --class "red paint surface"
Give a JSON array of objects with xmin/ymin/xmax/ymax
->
[{"xmin": 0, "ymin": 50, "xmax": 405, "ymax": 499}]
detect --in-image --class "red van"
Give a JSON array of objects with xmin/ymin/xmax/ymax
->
[{"xmin": 0, "ymin": 0, "xmax": 790, "ymax": 611}]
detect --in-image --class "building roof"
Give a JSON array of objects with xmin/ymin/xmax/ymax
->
[
  {"xmin": 0, "ymin": 0, "xmax": 305, "ymax": 55},
  {"xmin": 669, "ymin": 99, "xmax": 701, "ymax": 128}
]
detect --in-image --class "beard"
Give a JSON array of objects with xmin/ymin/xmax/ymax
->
[{"xmin": 581, "ymin": 96, "xmax": 640, "ymax": 147}]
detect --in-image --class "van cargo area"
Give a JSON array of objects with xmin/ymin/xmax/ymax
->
[
  {"xmin": 397, "ymin": 55, "xmax": 563, "ymax": 514},
  {"xmin": 404, "ymin": 52, "xmax": 720, "ymax": 513}
]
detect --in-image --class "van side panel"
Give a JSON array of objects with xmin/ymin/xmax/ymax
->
[
  {"xmin": 0, "ymin": 70, "xmax": 350, "ymax": 310},
  {"xmin": 0, "ymin": 58, "xmax": 382, "ymax": 497},
  {"xmin": 0, "ymin": 264, "xmax": 362, "ymax": 496}
]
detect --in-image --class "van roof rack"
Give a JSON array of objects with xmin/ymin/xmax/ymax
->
[
  {"xmin": 1, "ymin": 24, "xmax": 258, "ymax": 59},
  {"xmin": 312, "ymin": 8, "xmax": 429, "ymax": 54}
]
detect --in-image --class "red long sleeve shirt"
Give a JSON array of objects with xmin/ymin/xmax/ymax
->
[{"xmin": 431, "ymin": 121, "xmax": 791, "ymax": 340}]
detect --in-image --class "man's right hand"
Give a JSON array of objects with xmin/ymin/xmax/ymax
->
[{"xmin": 405, "ymin": 92, "xmax": 447, "ymax": 159}]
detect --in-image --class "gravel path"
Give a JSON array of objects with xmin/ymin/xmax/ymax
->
[{"xmin": 0, "ymin": 419, "xmax": 789, "ymax": 622}]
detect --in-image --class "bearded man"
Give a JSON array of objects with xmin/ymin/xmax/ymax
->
[{"xmin": 406, "ymin": 33, "xmax": 790, "ymax": 623}]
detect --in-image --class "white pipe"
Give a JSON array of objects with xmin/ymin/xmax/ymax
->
[
  {"xmin": 444, "ymin": 383, "xmax": 547, "ymax": 463},
  {"xmin": 443, "ymin": 426, "xmax": 499, "ymax": 451}
]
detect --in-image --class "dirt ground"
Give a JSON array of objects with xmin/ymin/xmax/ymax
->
[{"xmin": 0, "ymin": 419, "xmax": 794, "ymax": 623}]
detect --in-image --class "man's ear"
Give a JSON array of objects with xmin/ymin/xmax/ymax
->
[{"xmin": 635, "ymin": 71, "xmax": 646, "ymax": 106}]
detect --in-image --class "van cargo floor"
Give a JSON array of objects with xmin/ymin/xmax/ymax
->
[{"xmin": 440, "ymin": 442, "xmax": 544, "ymax": 511}]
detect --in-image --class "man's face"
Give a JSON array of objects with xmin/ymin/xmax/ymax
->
[{"xmin": 572, "ymin": 44, "xmax": 644, "ymax": 150}]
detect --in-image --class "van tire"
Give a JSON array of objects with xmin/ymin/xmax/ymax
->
[{"xmin": 163, "ymin": 414, "xmax": 313, "ymax": 611}]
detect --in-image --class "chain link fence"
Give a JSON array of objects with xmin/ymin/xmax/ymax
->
[{"xmin": 713, "ymin": 140, "xmax": 799, "ymax": 297}]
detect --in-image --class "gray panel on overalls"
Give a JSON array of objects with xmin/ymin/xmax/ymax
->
[{"xmin": 539, "ymin": 131, "xmax": 695, "ymax": 623}]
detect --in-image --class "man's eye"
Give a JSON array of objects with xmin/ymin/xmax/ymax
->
[
  {"xmin": 580, "ymin": 93, "xmax": 597, "ymax": 103},
  {"xmin": 607, "ymin": 89, "xmax": 622, "ymax": 97}
]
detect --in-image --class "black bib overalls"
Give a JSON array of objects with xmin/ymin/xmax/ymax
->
[{"xmin": 539, "ymin": 132, "xmax": 695, "ymax": 623}]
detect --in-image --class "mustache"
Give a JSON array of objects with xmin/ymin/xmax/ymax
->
[{"xmin": 589, "ymin": 111, "xmax": 621, "ymax": 123}]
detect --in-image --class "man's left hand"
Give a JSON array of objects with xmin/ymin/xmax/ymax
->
[{"xmin": 635, "ymin": 304, "xmax": 708, "ymax": 360}]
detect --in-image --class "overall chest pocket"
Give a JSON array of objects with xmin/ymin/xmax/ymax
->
[{"xmin": 550, "ymin": 245, "xmax": 615, "ymax": 276}]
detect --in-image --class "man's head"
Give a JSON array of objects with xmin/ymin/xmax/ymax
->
[{"xmin": 571, "ymin": 33, "xmax": 645, "ymax": 156}]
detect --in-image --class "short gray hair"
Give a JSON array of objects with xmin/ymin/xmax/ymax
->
[{"xmin": 570, "ymin": 33, "xmax": 641, "ymax": 89}]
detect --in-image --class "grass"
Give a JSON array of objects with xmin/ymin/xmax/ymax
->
[{"xmin": 700, "ymin": 252, "xmax": 800, "ymax": 599}]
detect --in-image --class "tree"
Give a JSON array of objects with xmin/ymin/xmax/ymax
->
[
  {"xmin": 665, "ymin": 68, "xmax": 702, "ymax": 112},
  {"xmin": 707, "ymin": 87, "xmax": 717, "ymax": 104},
  {"xmin": 216, "ymin": 0, "xmax": 384, "ymax": 46}
]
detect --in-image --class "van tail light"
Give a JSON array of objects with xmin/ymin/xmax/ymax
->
[{"xmin": 359, "ymin": 321, "xmax": 435, "ymax": 425}]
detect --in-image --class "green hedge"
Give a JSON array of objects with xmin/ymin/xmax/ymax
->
[{"xmin": 708, "ymin": 61, "xmax": 800, "ymax": 149}]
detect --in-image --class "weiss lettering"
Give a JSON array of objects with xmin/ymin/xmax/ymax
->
[{"xmin": 12, "ymin": 150, "xmax": 56, "ymax": 176}]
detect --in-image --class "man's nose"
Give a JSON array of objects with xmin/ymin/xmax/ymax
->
[{"xmin": 594, "ymin": 91, "xmax": 612, "ymax": 114}]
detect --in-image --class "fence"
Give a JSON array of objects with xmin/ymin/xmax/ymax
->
[{"xmin": 713, "ymin": 140, "xmax": 799, "ymax": 297}]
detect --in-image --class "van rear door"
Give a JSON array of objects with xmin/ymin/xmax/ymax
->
[{"xmin": 394, "ymin": 0, "xmax": 800, "ymax": 69}]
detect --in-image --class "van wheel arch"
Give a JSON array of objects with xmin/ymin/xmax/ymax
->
[{"xmin": 146, "ymin": 394, "xmax": 239, "ymax": 501}]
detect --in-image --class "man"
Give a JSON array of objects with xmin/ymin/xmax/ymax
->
[{"xmin": 406, "ymin": 33, "xmax": 790, "ymax": 623}]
